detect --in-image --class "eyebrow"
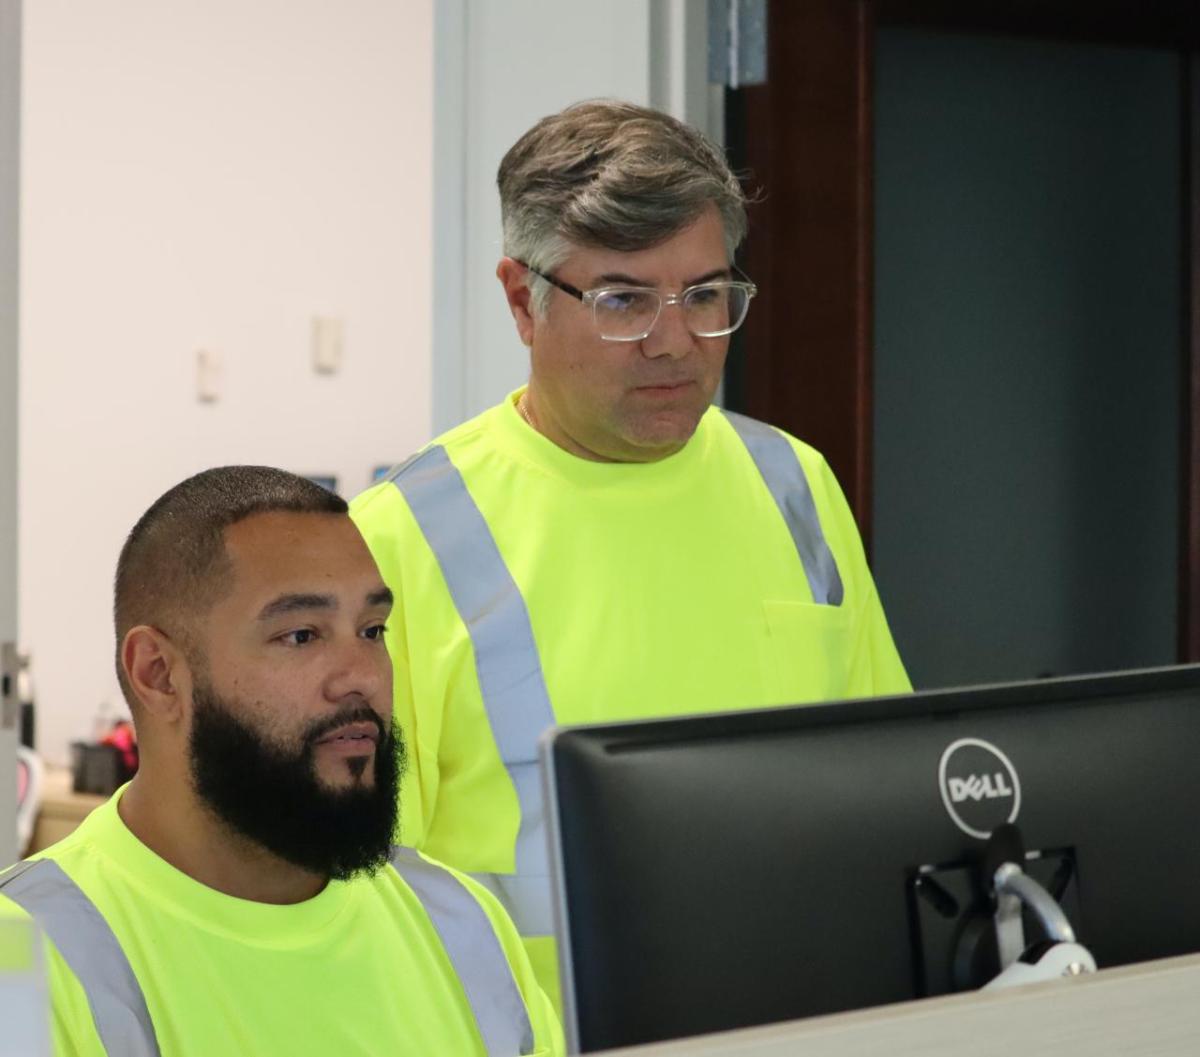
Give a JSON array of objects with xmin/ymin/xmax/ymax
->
[
  {"xmin": 257, "ymin": 586, "xmax": 393, "ymax": 621},
  {"xmin": 367, "ymin": 587, "xmax": 394, "ymax": 609},
  {"xmin": 592, "ymin": 267, "xmax": 732, "ymax": 289}
]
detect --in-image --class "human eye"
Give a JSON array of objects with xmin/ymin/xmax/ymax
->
[
  {"xmin": 595, "ymin": 288, "xmax": 652, "ymax": 314},
  {"xmin": 276, "ymin": 628, "xmax": 318, "ymax": 647},
  {"xmin": 686, "ymin": 284, "xmax": 725, "ymax": 306},
  {"xmin": 362, "ymin": 623, "xmax": 389, "ymax": 642}
]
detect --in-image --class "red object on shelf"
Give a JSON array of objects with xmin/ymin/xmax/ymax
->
[{"xmin": 100, "ymin": 720, "xmax": 139, "ymax": 776}]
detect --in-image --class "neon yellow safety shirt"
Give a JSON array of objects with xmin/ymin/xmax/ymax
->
[
  {"xmin": 350, "ymin": 391, "xmax": 911, "ymax": 1007},
  {"xmin": 0, "ymin": 789, "xmax": 563, "ymax": 1056}
]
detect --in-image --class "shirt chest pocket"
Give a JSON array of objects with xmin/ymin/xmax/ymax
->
[{"xmin": 762, "ymin": 600, "xmax": 855, "ymax": 705}]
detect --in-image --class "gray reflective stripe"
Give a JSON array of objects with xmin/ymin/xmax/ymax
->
[
  {"xmin": 390, "ymin": 846, "xmax": 535, "ymax": 1056},
  {"xmin": 392, "ymin": 445, "xmax": 555, "ymax": 938},
  {"xmin": 721, "ymin": 409, "xmax": 844, "ymax": 606},
  {"xmin": 392, "ymin": 445, "xmax": 556, "ymax": 765},
  {"xmin": 0, "ymin": 859, "xmax": 160, "ymax": 1057},
  {"xmin": 469, "ymin": 872, "xmax": 552, "ymax": 940},
  {"xmin": 469, "ymin": 822, "xmax": 554, "ymax": 938},
  {"xmin": 467, "ymin": 761, "xmax": 554, "ymax": 937}
]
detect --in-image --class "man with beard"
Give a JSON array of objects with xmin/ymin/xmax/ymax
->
[{"xmin": 0, "ymin": 466, "xmax": 561, "ymax": 1057}]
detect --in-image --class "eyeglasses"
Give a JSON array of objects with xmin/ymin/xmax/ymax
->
[{"xmin": 518, "ymin": 261, "xmax": 758, "ymax": 342}]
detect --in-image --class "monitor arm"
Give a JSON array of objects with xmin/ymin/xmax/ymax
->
[{"xmin": 981, "ymin": 824, "xmax": 1096, "ymax": 991}]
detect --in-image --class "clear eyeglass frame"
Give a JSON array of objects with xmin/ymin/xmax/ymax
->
[{"xmin": 517, "ymin": 260, "xmax": 758, "ymax": 342}]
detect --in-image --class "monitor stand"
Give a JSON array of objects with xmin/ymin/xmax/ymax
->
[{"xmin": 909, "ymin": 845, "xmax": 1083, "ymax": 994}]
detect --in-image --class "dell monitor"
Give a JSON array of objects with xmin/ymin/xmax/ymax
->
[{"xmin": 541, "ymin": 664, "xmax": 1200, "ymax": 1052}]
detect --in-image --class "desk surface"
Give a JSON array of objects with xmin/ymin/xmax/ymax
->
[
  {"xmin": 600, "ymin": 952, "xmax": 1200, "ymax": 1056},
  {"xmin": 29, "ymin": 768, "xmax": 106, "ymax": 854}
]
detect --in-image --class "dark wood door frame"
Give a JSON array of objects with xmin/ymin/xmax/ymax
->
[
  {"xmin": 728, "ymin": 0, "xmax": 1200, "ymax": 662},
  {"xmin": 727, "ymin": 1, "xmax": 876, "ymax": 543}
]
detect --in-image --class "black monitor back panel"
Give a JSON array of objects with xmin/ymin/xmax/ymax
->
[{"xmin": 543, "ymin": 666, "xmax": 1200, "ymax": 1051}]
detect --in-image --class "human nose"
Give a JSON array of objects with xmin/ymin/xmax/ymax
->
[
  {"xmin": 324, "ymin": 635, "xmax": 390, "ymax": 709},
  {"xmin": 640, "ymin": 294, "xmax": 696, "ymax": 359}
]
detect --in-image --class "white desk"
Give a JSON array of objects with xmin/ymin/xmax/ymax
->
[{"xmin": 600, "ymin": 953, "xmax": 1200, "ymax": 1056}]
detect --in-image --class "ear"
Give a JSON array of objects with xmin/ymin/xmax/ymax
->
[
  {"xmin": 121, "ymin": 626, "xmax": 190, "ymax": 725},
  {"xmin": 496, "ymin": 257, "xmax": 537, "ymax": 347}
]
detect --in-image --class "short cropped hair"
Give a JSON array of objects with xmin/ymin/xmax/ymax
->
[
  {"xmin": 114, "ymin": 466, "xmax": 346, "ymax": 708},
  {"xmin": 498, "ymin": 99, "xmax": 748, "ymax": 315}
]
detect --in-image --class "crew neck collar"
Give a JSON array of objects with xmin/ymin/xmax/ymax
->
[
  {"xmin": 495, "ymin": 386, "xmax": 714, "ymax": 486},
  {"xmin": 80, "ymin": 787, "xmax": 355, "ymax": 946}
]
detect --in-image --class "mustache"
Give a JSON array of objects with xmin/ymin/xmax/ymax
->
[{"xmin": 302, "ymin": 704, "xmax": 387, "ymax": 747}]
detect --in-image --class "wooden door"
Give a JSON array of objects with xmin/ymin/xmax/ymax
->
[{"xmin": 727, "ymin": 0, "xmax": 1200, "ymax": 668}]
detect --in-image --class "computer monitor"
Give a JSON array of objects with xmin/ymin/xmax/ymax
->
[{"xmin": 541, "ymin": 664, "xmax": 1200, "ymax": 1052}]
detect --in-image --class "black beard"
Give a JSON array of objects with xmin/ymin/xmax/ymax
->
[{"xmin": 188, "ymin": 681, "xmax": 402, "ymax": 881}]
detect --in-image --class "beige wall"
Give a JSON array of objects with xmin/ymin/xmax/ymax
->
[
  {"xmin": 18, "ymin": 0, "xmax": 434, "ymax": 764},
  {"xmin": 15, "ymin": 0, "xmax": 706, "ymax": 768},
  {"xmin": 1, "ymin": 0, "xmax": 20, "ymax": 867}
]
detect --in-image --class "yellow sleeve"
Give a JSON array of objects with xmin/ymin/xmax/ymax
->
[
  {"xmin": 793, "ymin": 441, "xmax": 912, "ymax": 699},
  {"xmin": 846, "ymin": 580, "xmax": 913, "ymax": 697}
]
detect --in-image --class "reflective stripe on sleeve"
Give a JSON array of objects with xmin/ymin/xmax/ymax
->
[
  {"xmin": 391, "ymin": 445, "xmax": 555, "ymax": 936},
  {"xmin": 467, "ymin": 758, "xmax": 554, "ymax": 937},
  {"xmin": 389, "ymin": 846, "xmax": 536, "ymax": 1056},
  {"xmin": 0, "ymin": 859, "xmax": 161, "ymax": 1057},
  {"xmin": 392, "ymin": 445, "xmax": 556, "ymax": 765},
  {"xmin": 721, "ymin": 409, "xmax": 845, "ymax": 606}
]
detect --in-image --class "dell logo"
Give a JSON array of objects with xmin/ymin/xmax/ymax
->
[
  {"xmin": 938, "ymin": 738, "xmax": 1021, "ymax": 839},
  {"xmin": 947, "ymin": 773, "xmax": 1015, "ymax": 803}
]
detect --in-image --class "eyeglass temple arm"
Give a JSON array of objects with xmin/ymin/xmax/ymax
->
[
  {"xmin": 512, "ymin": 259, "xmax": 586, "ymax": 302},
  {"xmin": 731, "ymin": 262, "xmax": 757, "ymax": 291}
]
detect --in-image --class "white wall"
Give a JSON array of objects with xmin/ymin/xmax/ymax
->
[
  {"xmin": 0, "ymin": 0, "xmax": 20, "ymax": 866},
  {"xmin": 19, "ymin": 0, "xmax": 433, "ymax": 765},
  {"xmin": 435, "ymin": 0, "xmax": 655, "ymax": 430}
]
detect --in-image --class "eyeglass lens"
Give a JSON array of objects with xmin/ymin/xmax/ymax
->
[{"xmin": 592, "ymin": 284, "xmax": 751, "ymax": 340}]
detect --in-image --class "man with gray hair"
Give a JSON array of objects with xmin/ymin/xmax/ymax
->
[{"xmin": 351, "ymin": 99, "xmax": 910, "ymax": 1007}]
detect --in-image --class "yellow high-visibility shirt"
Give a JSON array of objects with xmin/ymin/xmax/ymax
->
[
  {"xmin": 0, "ymin": 790, "xmax": 563, "ymax": 1056},
  {"xmin": 351, "ymin": 392, "xmax": 910, "ymax": 1006}
]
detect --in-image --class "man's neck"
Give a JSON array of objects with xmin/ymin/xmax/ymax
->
[
  {"xmin": 519, "ymin": 386, "xmax": 686, "ymax": 464},
  {"xmin": 118, "ymin": 770, "xmax": 327, "ymax": 905}
]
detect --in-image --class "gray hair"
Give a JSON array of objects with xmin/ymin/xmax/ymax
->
[{"xmin": 498, "ymin": 99, "xmax": 748, "ymax": 316}]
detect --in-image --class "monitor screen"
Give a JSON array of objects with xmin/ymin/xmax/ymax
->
[{"xmin": 541, "ymin": 665, "xmax": 1200, "ymax": 1052}]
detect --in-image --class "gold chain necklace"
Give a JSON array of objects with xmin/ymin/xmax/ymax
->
[{"xmin": 517, "ymin": 392, "xmax": 536, "ymax": 429}]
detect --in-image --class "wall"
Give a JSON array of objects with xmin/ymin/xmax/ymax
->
[
  {"xmin": 0, "ymin": 0, "xmax": 19, "ymax": 865},
  {"xmin": 872, "ymin": 28, "xmax": 1180, "ymax": 688},
  {"xmin": 19, "ymin": 0, "xmax": 433, "ymax": 765}
]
